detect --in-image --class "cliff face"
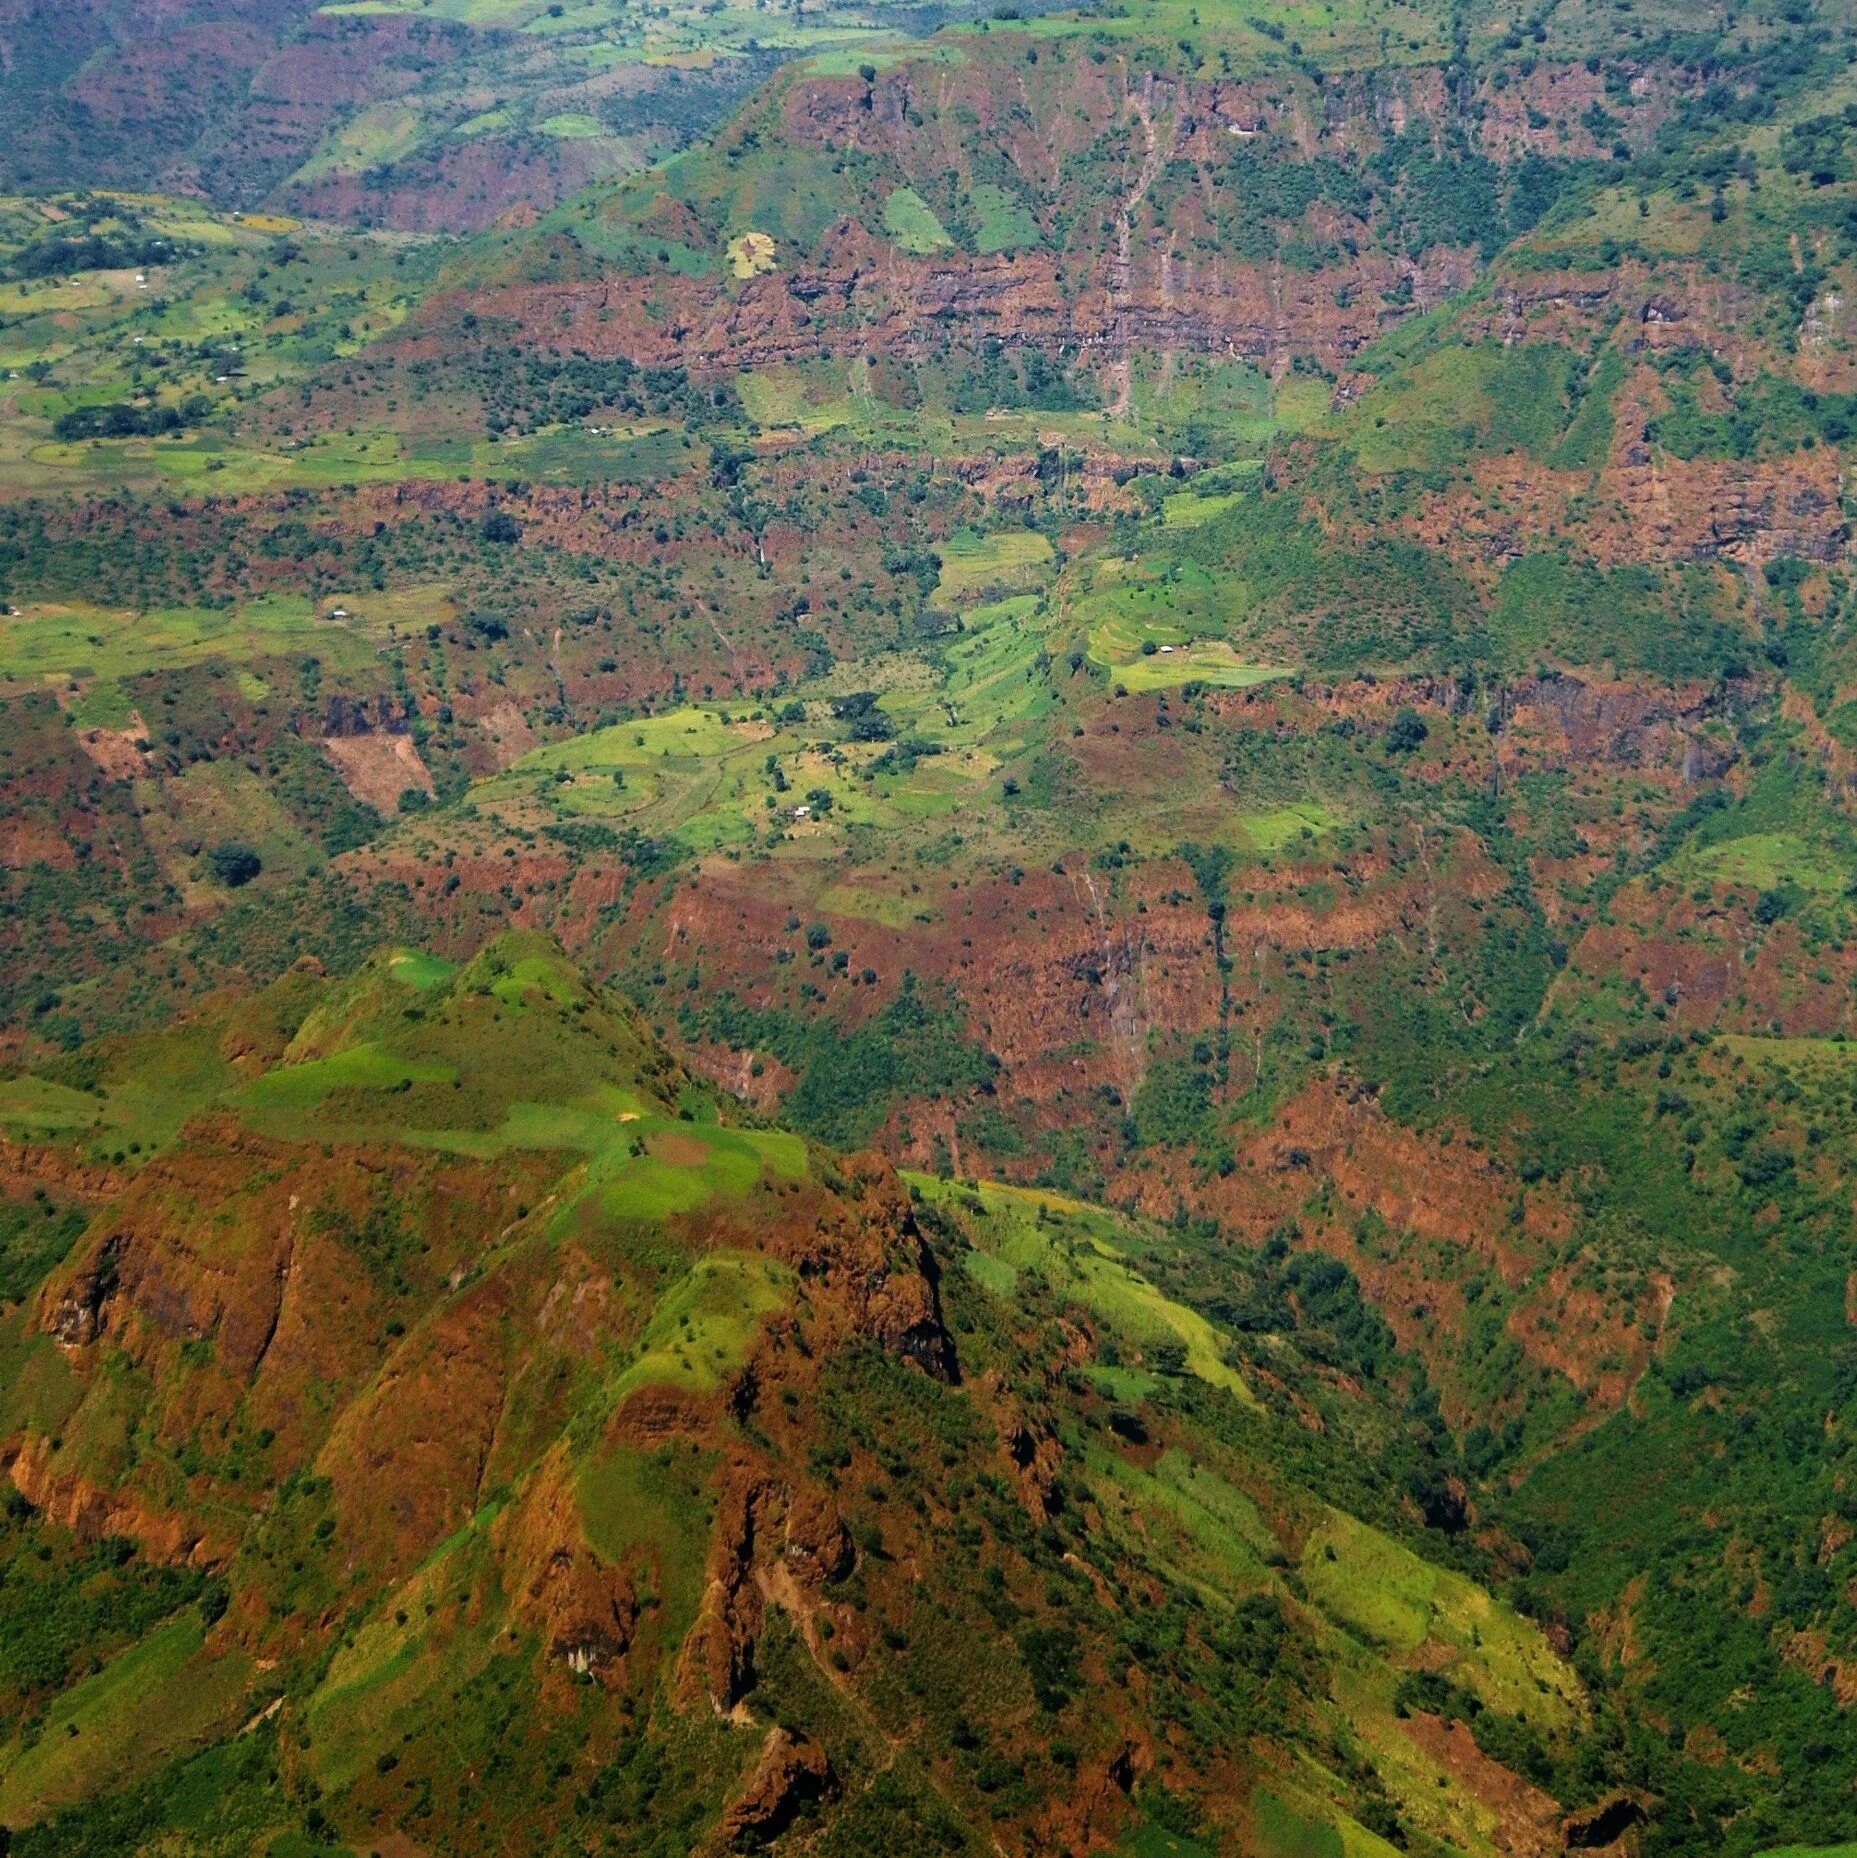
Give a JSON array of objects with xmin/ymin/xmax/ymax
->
[
  {"xmin": 435, "ymin": 235, "xmax": 1487, "ymax": 374},
  {"xmin": 417, "ymin": 43, "xmax": 1698, "ymax": 373},
  {"xmin": 0, "ymin": 944, "xmax": 963, "ymax": 1817}
]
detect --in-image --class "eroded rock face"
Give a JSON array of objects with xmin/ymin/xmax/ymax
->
[
  {"xmin": 46, "ymin": 1230, "xmax": 123, "ymax": 1345},
  {"xmin": 0, "ymin": 1139, "xmax": 127, "ymax": 1206},
  {"xmin": 676, "ymin": 1471, "xmax": 776, "ymax": 1716},
  {"xmin": 757, "ymin": 1154, "xmax": 960, "ymax": 1382},
  {"xmin": 386, "ymin": 39, "xmax": 1696, "ymax": 390},
  {"xmin": 866, "ymin": 1220, "xmax": 960, "ymax": 1381},
  {"xmin": 320, "ymin": 693, "xmax": 413, "ymax": 740},
  {"xmin": 500, "ymin": 1455, "xmax": 639, "ymax": 1686},
  {"xmin": 717, "ymin": 1726, "xmax": 836, "ymax": 1847},
  {"xmin": 434, "ymin": 236, "xmax": 1481, "ymax": 380},
  {"xmin": 11, "ymin": 1116, "xmax": 544, "ymax": 1570},
  {"xmin": 782, "ymin": 1484, "xmax": 853, "ymax": 1586},
  {"xmin": 1503, "ymin": 674, "xmax": 1731, "ymax": 775},
  {"xmin": 4, "ymin": 1432, "xmax": 219, "ymax": 1564}
]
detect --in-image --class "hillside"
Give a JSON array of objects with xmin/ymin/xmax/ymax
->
[
  {"xmin": 0, "ymin": 932, "xmax": 1606, "ymax": 1858},
  {"xmin": 2, "ymin": 0, "xmax": 1857, "ymax": 1851},
  {"xmin": 0, "ymin": 0, "xmax": 1032, "ymax": 230}
]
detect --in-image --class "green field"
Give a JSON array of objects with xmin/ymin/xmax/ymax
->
[
  {"xmin": 292, "ymin": 103, "xmax": 428, "ymax": 181},
  {"xmin": 469, "ymin": 594, "xmax": 1071, "ymax": 852},
  {"xmin": 1673, "ymin": 828, "xmax": 1848, "ymax": 896},
  {"xmin": 882, "ymin": 187, "xmax": 954, "ymax": 255},
  {"xmin": 1240, "ymin": 802, "xmax": 1340, "ymax": 852},
  {"xmin": 1341, "ymin": 341, "xmax": 1584, "ymax": 474},
  {"xmin": 235, "ymin": 1043, "xmax": 459, "ymax": 1108},
  {"xmin": 0, "ymin": 1020, "xmax": 234, "ymax": 1158},
  {"xmin": 0, "ymin": 595, "xmax": 386, "ymax": 683},
  {"xmin": 1300, "ymin": 1507, "xmax": 1583, "ymax": 1727},
  {"xmin": 1086, "ymin": 597, "xmax": 1287, "ymax": 692},
  {"xmin": 909, "ymin": 1174, "xmax": 1255, "ymax": 1404},
  {"xmin": 609, "ymin": 1250, "xmax": 794, "ymax": 1397},
  {"xmin": 1250, "ymin": 1791, "xmax": 1403, "ymax": 1858},
  {"xmin": 576, "ymin": 1439, "xmax": 718, "ymax": 1647},
  {"xmin": 933, "ymin": 527, "xmax": 1054, "ymax": 603},
  {"xmin": 11, "ymin": 420, "xmax": 694, "ymax": 497},
  {"xmin": 971, "ymin": 184, "xmax": 1042, "ymax": 253}
]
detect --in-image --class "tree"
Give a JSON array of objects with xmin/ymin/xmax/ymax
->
[{"xmin": 207, "ymin": 843, "xmax": 261, "ymax": 888}]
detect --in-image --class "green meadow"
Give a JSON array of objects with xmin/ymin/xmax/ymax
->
[
  {"xmin": 909, "ymin": 1173, "xmax": 1255, "ymax": 1403},
  {"xmin": 609, "ymin": 1250, "xmax": 795, "ymax": 1398},
  {"xmin": 474, "ymin": 592, "xmax": 1066, "ymax": 851},
  {"xmin": 0, "ymin": 1617, "xmax": 254, "ymax": 1825},
  {"xmin": 882, "ymin": 188, "xmax": 954, "ymax": 254},
  {"xmin": 971, "ymin": 184, "xmax": 1042, "ymax": 253},
  {"xmin": 0, "ymin": 596, "xmax": 387, "ymax": 684},
  {"xmin": 1084, "ymin": 588, "xmax": 1286, "ymax": 692},
  {"xmin": 1671, "ymin": 827, "xmax": 1849, "ymax": 897},
  {"xmin": 1249, "ymin": 1790, "xmax": 1403, "ymax": 1858},
  {"xmin": 1300, "ymin": 1507, "xmax": 1583, "ymax": 1726},
  {"xmin": 0, "ymin": 1019, "xmax": 235, "ymax": 1157},
  {"xmin": 933, "ymin": 527, "xmax": 1054, "ymax": 604},
  {"xmin": 235, "ymin": 1043, "xmax": 460, "ymax": 1109},
  {"xmin": 1239, "ymin": 801, "xmax": 1340, "ymax": 853},
  {"xmin": 12, "ymin": 421, "xmax": 693, "ymax": 496}
]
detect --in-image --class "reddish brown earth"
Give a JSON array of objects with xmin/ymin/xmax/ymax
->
[
  {"xmin": 1402, "ymin": 1711, "xmax": 1564, "ymax": 1858},
  {"xmin": 321, "ymin": 730, "xmax": 435, "ymax": 814},
  {"xmin": 421, "ymin": 227, "xmax": 1484, "ymax": 376}
]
